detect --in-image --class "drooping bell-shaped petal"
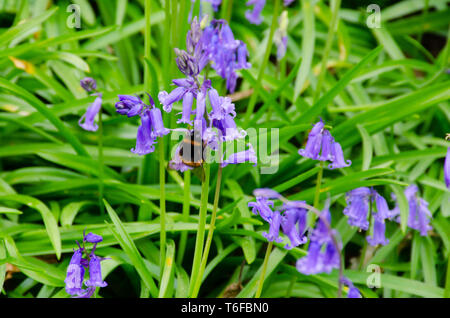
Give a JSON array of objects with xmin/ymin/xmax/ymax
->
[
  {"xmin": 85, "ymin": 255, "xmax": 107, "ymax": 288},
  {"xmin": 248, "ymin": 196, "xmax": 274, "ymax": 223},
  {"xmin": 298, "ymin": 120, "xmax": 325, "ymax": 160},
  {"xmin": 296, "ymin": 241, "xmax": 323, "ymax": 275},
  {"xmin": 374, "ymin": 193, "xmax": 390, "ymax": 220},
  {"xmin": 366, "ymin": 218, "xmax": 389, "ymax": 246},
  {"xmin": 280, "ymin": 204, "xmax": 308, "ymax": 249},
  {"xmin": 262, "ymin": 211, "xmax": 284, "ymax": 243},
  {"xmin": 78, "ymin": 94, "xmax": 102, "ymax": 132},
  {"xmin": 158, "ymin": 87, "xmax": 187, "ymax": 113},
  {"xmin": 343, "ymin": 188, "xmax": 371, "ymax": 230},
  {"xmin": 221, "ymin": 143, "xmax": 257, "ymax": 167},
  {"xmin": 149, "ymin": 107, "xmax": 170, "ymax": 137},
  {"xmin": 64, "ymin": 248, "xmax": 86, "ymax": 296},
  {"xmin": 213, "ymin": 115, "xmax": 246, "ymax": 141},
  {"xmin": 310, "ymin": 204, "xmax": 334, "ymax": 244},
  {"xmin": 75, "ymin": 286, "xmax": 96, "ymax": 299},
  {"xmin": 445, "ymin": 147, "xmax": 450, "ymax": 189},
  {"xmin": 84, "ymin": 232, "xmax": 103, "ymax": 244},
  {"xmin": 80, "ymin": 77, "xmax": 97, "ymax": 92},
  {"xmin": 319, "ymin": 130, "xmax": 334, "ymax": 162},
  {"xmin": 115, "ymin": 95, "xmax": 143, "ymax": 117},
  {"xmin": 131, "ymin": 110, "xmax": 156, "ymax": 155},
  {"xmin": 329, "ymin": 141, "xmax": 352, "ymax": 169},
  {"xmin": 177, "ymin": 91, "xmax": 194, "ymax": 125},
  {"xmin": 196, "ymin": 91, "xmax": 206, "ymax": 121},
  {"xmin": 245, "ymin": 0, "xmax": 266, "ymax": 25}
]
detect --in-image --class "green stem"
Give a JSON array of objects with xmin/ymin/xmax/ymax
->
[
  {"xmin": 159, "ymin": 138, "xmax": 166, "ymax": 282},
  {"xmin": 189, "ymin": 164, "xmax": 211, "ymax": 297},
  {"xmin": 243, "ymin": 0, "xmax": 281, "ymax": 125},
  {"xmin": 221, "ymin": 0, "xmax": 234, "ymax": 21},
  {"xmin": 97, "ymin": 109, "xmax": 104, "ymax": 215},
  {"xmin": 313, "ymin": 0, "xmax": 341, "ymax": 103},
  {"xmin": 176, "ymin": 170, "xmax": 191, "ymax": 266},
  {"xmin": 255, "ymin": 241, "xmax": 273, "ymax": 298},
  {"xmin": 285, "ymin": 275, "xmax": 296, "ymax": 298},
  {"xmin": 313, "ymin": 161, "xmax": 324, "ymax": 209},
  {"xmin": 191, "ymin": 165, "xmax": 223, "ymax": 297}
]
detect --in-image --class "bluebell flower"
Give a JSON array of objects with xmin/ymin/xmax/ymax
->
[
  {"xmin": 64, "ymin": 247, "xmax": 86, "ymax": 296},
  {"xmin": 343, "ymin": 187, "xmax": 372, "ymax": 230},
  {"xmin": 84, "ymin": 232, "xmax": 103, "ymax": 244},
  {"xmin": 65, "ymin": 232, "xmax": 107, "ymax": 298},
  {"xmin": 280, "ymin": 202, "xmax": 308, "ymax": 249},
  {"xmin": 80, "ymin": 77, "xmax": 97, "ymax": 92},
  {"xmin": 115, "ymin": 95, "xmax": 144, "ymax": 117},
  {"xmin": 391, "ymin": 185, "xmax": 432, "ymax": 236},
  {"xmin": 245, "ymin": 0, "xmax": 266, "ymax": 25},
  {"xmin": 79, "ymin": 93, "xmax": 102, "ymax": 132},
  {"xmin": 131, "ymin": 109, "xmax": 156, "ymax": 155},
  {"xmin": 445, "ymin": 147, "xmax": 450, "ymax": 189},
  {"xmin": 203, "ymin": 0, "xmax": 222, "ymax": 11},
  {"xmin": 341, "ymin": 277, "xmax": 362, "ymax": 298},
  {"xmin": 366, "ymin": 218, "xmax": 389, "ymax": 246},
  {"xmin": 263, "ymin": 210, "xmax": 284, "ymax": 243},
  {"xmin": 221, "ymin": 144, "xmax": 257, "ymax": 168},
  {"xmin": 298, "ymin": 119, "xmax": 351, "ymax": 169},
  {"xmin": 85, "ymin": 254, "xmax": 107, "ymax": 288},
  {"xmin": 248, "ymin": 196, "xmax": 275, "ymax": 223}
]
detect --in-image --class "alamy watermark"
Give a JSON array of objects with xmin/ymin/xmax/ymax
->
[{"xmin": 67, "ymin": 4, "xmax": 81, "ymax": 29}]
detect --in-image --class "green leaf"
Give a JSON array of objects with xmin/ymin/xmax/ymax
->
[{"xmin": 103, "ymin": 199, "xmax": 159, "ymax": 298}]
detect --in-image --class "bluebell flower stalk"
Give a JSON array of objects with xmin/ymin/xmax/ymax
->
[
  {"xmin": 78, "ymin": 77, "xmax": 103, "ymax": 132},
  {"xmin": 64, "ymin": 232, "xmax": 108, "ymax": 298},
  {"xmin": 298, "ymin": 119, "xmax": 351, "ymax": 169},
  {"xmin": 343, "ymin": 187, "xmax": 391, "ymax": 246}
]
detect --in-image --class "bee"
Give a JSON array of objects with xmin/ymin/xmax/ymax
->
[{"xmin": 173, "ymin": 129, "xmax": 207, "ymax": 181}]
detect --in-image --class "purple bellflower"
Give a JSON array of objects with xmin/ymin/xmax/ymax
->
[
  {"xmin": 280, "ymin": 201, "xmax": 308, "ymax": 249},
  {"xmin": 298, "ymin": 119, "xmax": 351, "ymax": 169},
  {"xmin": 115, "ymin": 94, "xmax": 169, "ymax": 156},
  {"xmin": 64, "ymin": 247, "xmax": 86, "ymax": 296},
  {"xmin": 391, "ymin": 185, "xmax": 432, "ymax": 236},
  {"xmin": 221, "ymin": 143, "xmax": 257, "ymax": 168},
  {"xmin": 79, "ymin": 93, "xmax": 102, "ymax": 132},
  {"xmin": 65, "ymin": 232, "xmax": 108, "ymax": 298},
  {"xmin": 80, "ymin": 77, "xmax": 97, "ymax": 92},
  {"xmin": 296, "ymin": 205, "xmax": 340, "ymax": 275}
]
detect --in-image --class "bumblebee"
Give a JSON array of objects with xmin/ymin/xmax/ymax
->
[{"xmin": 175, "ymin": 130, "xmax": 207, "ymax": 181}]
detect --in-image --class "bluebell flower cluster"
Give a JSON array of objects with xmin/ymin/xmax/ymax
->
[
  {"xmin": 157, "ymin": 17, "xmax": 254, "ymax": 171},
  {"xmin": 298, "ymin": 119, "xmax": 352, "ymax": 169},
  {"xmin": 115, "ymin": 94, "xmax": 169, "ymax": 155},
  {"xmin": 65, "ymin": 231, "xmax": 108, "ymax": 298},
  {"xmin": 248, "ymin": 188, "xmax": 365, "ymax": 297},
  {"xmin": 343, "ymin": 187, "xmax": 390, "ymax": 246},
  {"xmin": 78, "ymin": 78, "xmax": 103, "ymax": 132}
]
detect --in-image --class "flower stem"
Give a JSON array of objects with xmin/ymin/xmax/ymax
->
[
  {"xmin": 189, "ymin": 164, "xmax": 211, "ymax": 297},
  {"xmin": 243, "ymin": 0, "xmax": 281, "ymax": 125},
  {"xmin": 159, "ymin": 138, "xmax": 166, "ymax": 282},
  {"xmin": 255, "ymin": 241, "xmax": 273, "ymax": 298},
  {"xmin": 97, "ymin": 110, "xmax": 105, "ymax": 215},
  {"xmin": 191, "ymin": 165, "xmax": 223, "ymax": 297},
  {"xmin": 176, "ymin": 170, "xmax": 191, "ymax": 266},
  {"xmin": 312, "ymin": 161, "xmax": 324, "ymax": 224}
]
